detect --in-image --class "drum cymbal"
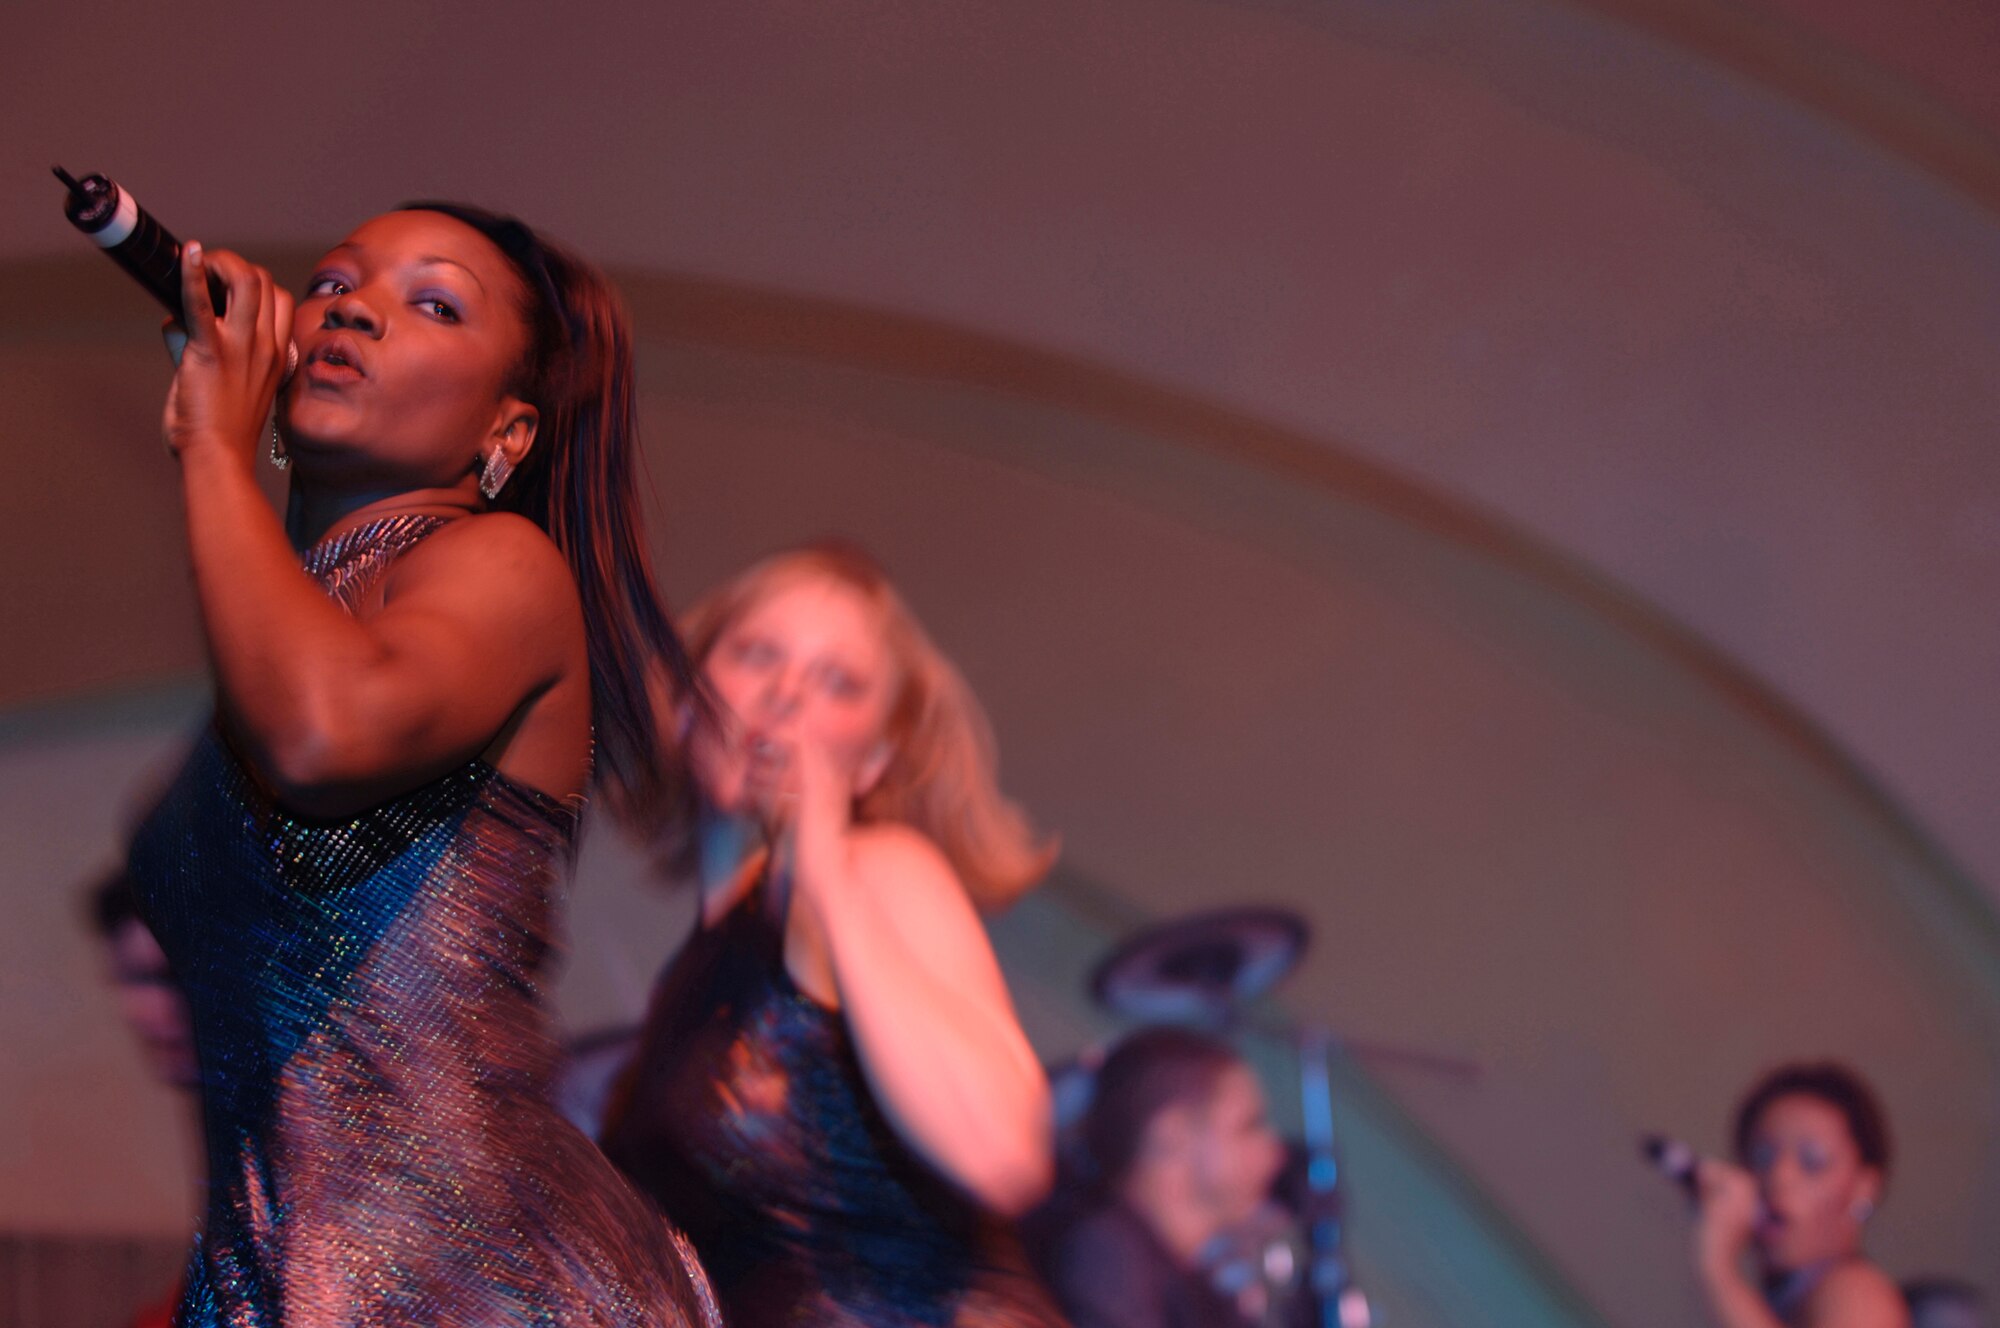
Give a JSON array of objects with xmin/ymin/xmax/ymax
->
[{"xmin": 1089, "ymin": 905, "xmax": 1310, "ymax": 1023}]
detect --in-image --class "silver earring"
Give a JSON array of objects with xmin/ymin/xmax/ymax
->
[
  {"xmin": 479, "ymin": 447, "xmax": 513, "ymax": 500},
  {"xmin": 269, "ymin": 423, "xmax": 291, "ymax": 470}
]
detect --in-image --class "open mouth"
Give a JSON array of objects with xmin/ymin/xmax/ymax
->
[{"xmin": 305, "ymin": 337, "xmax": 366, "ymax": 382}]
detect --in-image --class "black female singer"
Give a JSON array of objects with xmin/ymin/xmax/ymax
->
[{"xmin": 127, "ymin": 205, "xmax": 719, "ymax": 1327}]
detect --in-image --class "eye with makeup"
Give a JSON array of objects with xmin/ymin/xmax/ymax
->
[
  {"xmin": 815, "ymin": 663, "xmax": 870, "ymax": 702},
  {"xmin": 724, "ymin": 635, "xmax": 780, "ymax": 670},
  {"xmin": 418, "ymin": 294, "xmax": 462, "ymax": 322},
  {"xmin": 304, "ymin": 272, "xmax": 352, "ymax": 299}
]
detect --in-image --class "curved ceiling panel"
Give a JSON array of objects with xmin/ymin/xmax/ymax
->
[{"xmin": 4, "ymin": 0, "xmax": 1997, "ymax": 911}]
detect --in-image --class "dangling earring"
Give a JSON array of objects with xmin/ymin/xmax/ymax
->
[
  {"xmin": 479, "ymin": 446, "xmax": 513, "ymax": 500},
  {"xmin": 269, "ymin": 422, "xmax": 291, "ymax": 470}
]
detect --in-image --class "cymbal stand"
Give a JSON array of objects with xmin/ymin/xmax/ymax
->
[{"xmin": 1298, "ymin": 1026, "xmax": 1370, "ymax": 1328}]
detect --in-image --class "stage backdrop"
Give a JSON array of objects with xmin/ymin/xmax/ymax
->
[{"xmin": 4, "ymin": 2, "xmax": 1999, "ymax": 1326}]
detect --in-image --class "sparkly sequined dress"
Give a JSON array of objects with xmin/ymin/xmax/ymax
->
[
  {"xmin": 128, "ymin": 515, "xmax": 720, "ymax": 1328},
  {"xmin": 602, "ymin": 880, "xmax": 1067, "ymax": 1328}
]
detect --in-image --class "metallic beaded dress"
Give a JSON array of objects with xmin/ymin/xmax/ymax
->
[
  {"xmin": 601, "ymin": 878, "xmax": 1067, "ymax": 1328},
  {"xmin": 128, "ymin": 515, "xmax": 721, "ymax": 1328}
]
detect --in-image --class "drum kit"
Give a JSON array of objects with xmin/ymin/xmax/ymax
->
[{"xmin": 1077, "ymin": 905, "xmax": 1480, "ymax": 1328}]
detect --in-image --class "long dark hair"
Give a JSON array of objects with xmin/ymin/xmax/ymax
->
[{"xmin": 399, "ymin": 202, "xmax": 696, "ymax": 823}]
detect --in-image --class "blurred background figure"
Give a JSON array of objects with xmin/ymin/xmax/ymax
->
[
  {"xmin": 1038, "ymin": 1025, "xmax": 1289, "ymax": 1328},
  {"xmin": 83, "ymin": 867, "xmax": 195, "ymax": 1328},
  {"xmin": 1690, "ymin": 1062, "xmax": 1909, "ymax": 1328},
  {"xmin": 1902, "ymin": 1279, "xmax": 1988, "ymax": 1328},
  {"xmin": 602, "ymin": 542, "xmax": 1064, "ymax": 1327},
  {"xmin": 87, "ymin": 868, "xmax": 197, "ymax": 1095}
]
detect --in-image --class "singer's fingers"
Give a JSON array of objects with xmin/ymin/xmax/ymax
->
[
  {"xmin": 180, "ymin": 241, "xmax": 218, "ymax": 343},
  {"xmin": 272, "ymin": 289, "xmax": 297, "ymax": 387},
  {"xmin": 253, "ymin": 270, "xmax": 283, "ymax": 370},
  {"xmin": 1693, "ymin": 1157, "xmax": 1757, "ymax": 1211},
  {"xmin": 201, "ymin": 249, "xmax": 260, "ymax": 331}
]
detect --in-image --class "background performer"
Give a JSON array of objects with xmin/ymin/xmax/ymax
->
[
  {"xmin": 604, "ymin": 541, "xmax": 1066, "ymax": 1327},
  {"xmin": 1688, "ymin": 1062, "xmax": 1908, "ymax": 1328}
]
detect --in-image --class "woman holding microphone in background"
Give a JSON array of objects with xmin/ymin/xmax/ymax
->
[
  {"xmin": 1690, "ymin": 1062, "xmax": 1908, "ymax": 1328},
  {"xmin": 604, "ymin": 542, "xmax": 1067, "ymax": 1327}
]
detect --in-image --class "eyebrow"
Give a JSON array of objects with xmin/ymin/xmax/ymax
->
[
  {"xmin": 317, "ymin": 244, "xmax": 487, "ymax": 294},
  {"xmin": 415, "ymin": 255, "xmax": 487, "ymax": 293}
]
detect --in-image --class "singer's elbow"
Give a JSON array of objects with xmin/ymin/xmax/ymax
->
[
  {"xmin": 260, "ymin": 733, "xmax": 353, "ymax": 818},
  {"xmin": 991, "ymin": 1148, "xmax": 1056, "ymax": 1218},
  {"xmin": 255, "ymin": 705, "xmax": 386, "ymax": 819},
  {"xmin": 950, "ymin": 1115, "xmax": 1055, "ymax": 1217}
]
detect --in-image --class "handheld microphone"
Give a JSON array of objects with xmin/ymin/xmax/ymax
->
[
  {"xmin": 55, "ymin": 166, "xmax": 296, "ymax": 380},
  {"xmin": 1641, "ymin": 1133, "xmax": 1699, "ymax": 1200}
]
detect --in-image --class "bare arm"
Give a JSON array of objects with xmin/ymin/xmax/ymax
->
[
  {"xmin": 785, "ymin": 743, "xmax": 1053, "ymax": 1214},
  {"xmin": 1692, "ymin": 1159, "xmax": 1787, "ymax": 1328},
  {"xmin": 165, "ymin": 247, "xmax": 581, "ymax": 817}
]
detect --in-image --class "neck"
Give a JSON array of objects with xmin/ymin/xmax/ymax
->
[
  {"xmin": 285, "ymin": 480, "xmax": 485, "ymax": 550},
  {"xmin": 1118, "ymin": 1170, "xmax": 1222, "ymax": 1268}
]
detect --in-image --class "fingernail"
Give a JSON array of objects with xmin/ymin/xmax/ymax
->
[{"xmin": 185, "ymin": 241, "xmax": 202, "ymax": 262}]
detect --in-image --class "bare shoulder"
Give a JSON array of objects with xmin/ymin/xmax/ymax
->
[
  {"xmin": 381, "ymin": 513, "xmax": 579, "ymax": 616},
  {"xmin": 393, "ymin": 511, "xmax": 570, "ymax": 584},
  {"xmin": 849, "ymin": 823, "xmax": 960, "ymax": 898},
  {"xmin": 1808, "ymin": 1261, "xmax": 1911, "ymax": 1328},
  {"xmin": 849, "ymin": 822, "xmax": 1005, "ymax": 982}
]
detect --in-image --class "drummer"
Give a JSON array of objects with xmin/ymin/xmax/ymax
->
[{"xmin": 1039, "ymin": 1025, "xmax": 1287, "ymax": 1328}]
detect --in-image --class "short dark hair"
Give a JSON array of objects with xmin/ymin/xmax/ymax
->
[
  {"xmin": 85, "ymin": 868, "xmax": 143, "ymax": 938},
  {"xmin": 1732, "ymin": 1061, "xmax": 1891, "ymax": 1179},
  {"xmin": 1083, "ymin": 1026, "xmax": 1243, "ymax": 1186}
]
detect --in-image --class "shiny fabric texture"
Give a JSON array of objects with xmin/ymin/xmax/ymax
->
[
  {"xmin": 602, "ymin": 882, "xmax": 1067, "ymax": 1328},
  {"xmin": 129, "ymin": 515, "xmax": 720, "ymax": 1328}
]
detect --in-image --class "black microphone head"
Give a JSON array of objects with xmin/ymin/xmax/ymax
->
[
  {"xmin": 54, "ymin": 166, "xmax": 120, "ymax": 231},
  {"xmin": 1642, "ymin": 1132, "xmax": 1699, "ymax": 1197}
]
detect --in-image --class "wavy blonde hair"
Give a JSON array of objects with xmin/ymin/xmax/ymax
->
[{"xmin": 673, "ymin": 542, "xmax": 1056, "ymax": 911}]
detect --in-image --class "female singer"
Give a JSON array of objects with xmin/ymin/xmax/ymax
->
[
  {"xmin": 1692, "ymin": 1062, "xmax": 1909, "ymax": 1328},
  {"xmin": 126, "ymin": 205, "xmax": 719, "ymax": 1326},
  {"xmin": 602, "ymin": 542, "xmax": 1067, "ymax": 1327}
]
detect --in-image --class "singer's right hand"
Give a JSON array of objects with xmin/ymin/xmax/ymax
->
[
  {"xmin": 1690, "ymin": 1156, "xmax": 1760, "ymax": 1277},
  {"xmin": 162, "ymin": 241, "xmax": 294, "ymax": 465}
]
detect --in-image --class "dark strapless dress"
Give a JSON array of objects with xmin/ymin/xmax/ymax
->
[
  {"xmin": 128, "ymin": 515, "xmax": 721, "ymax": 1328},
  {"xmin": 601, "ymin": 881, "xmax": 1067, "ymax": 1328}
]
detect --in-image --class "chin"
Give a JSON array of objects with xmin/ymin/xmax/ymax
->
[{"xmin": 1758, "ymin": 1234, "xmax": 1830, "ymax": 1276}]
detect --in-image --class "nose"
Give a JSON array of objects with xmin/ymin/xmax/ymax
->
[
  {"xmin": 322, "ymin": 290, "xmax": 382, "ymax": 337},
  {"xmin": 758, "ymin": 665, "xmax": 805, "ymax": 720},
  {"xmin": 1759, "ymin": 1155, "xmax": 1800, "ymax": 1199}
]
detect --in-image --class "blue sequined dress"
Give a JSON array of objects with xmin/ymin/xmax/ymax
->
[
  {"xmin": 128, "ymin": 515, "xmax": 721, "ymax": 1328},
  {"xmin": 601, "ymin": 878, "xmax": 1067, "ymax": 1328}
]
